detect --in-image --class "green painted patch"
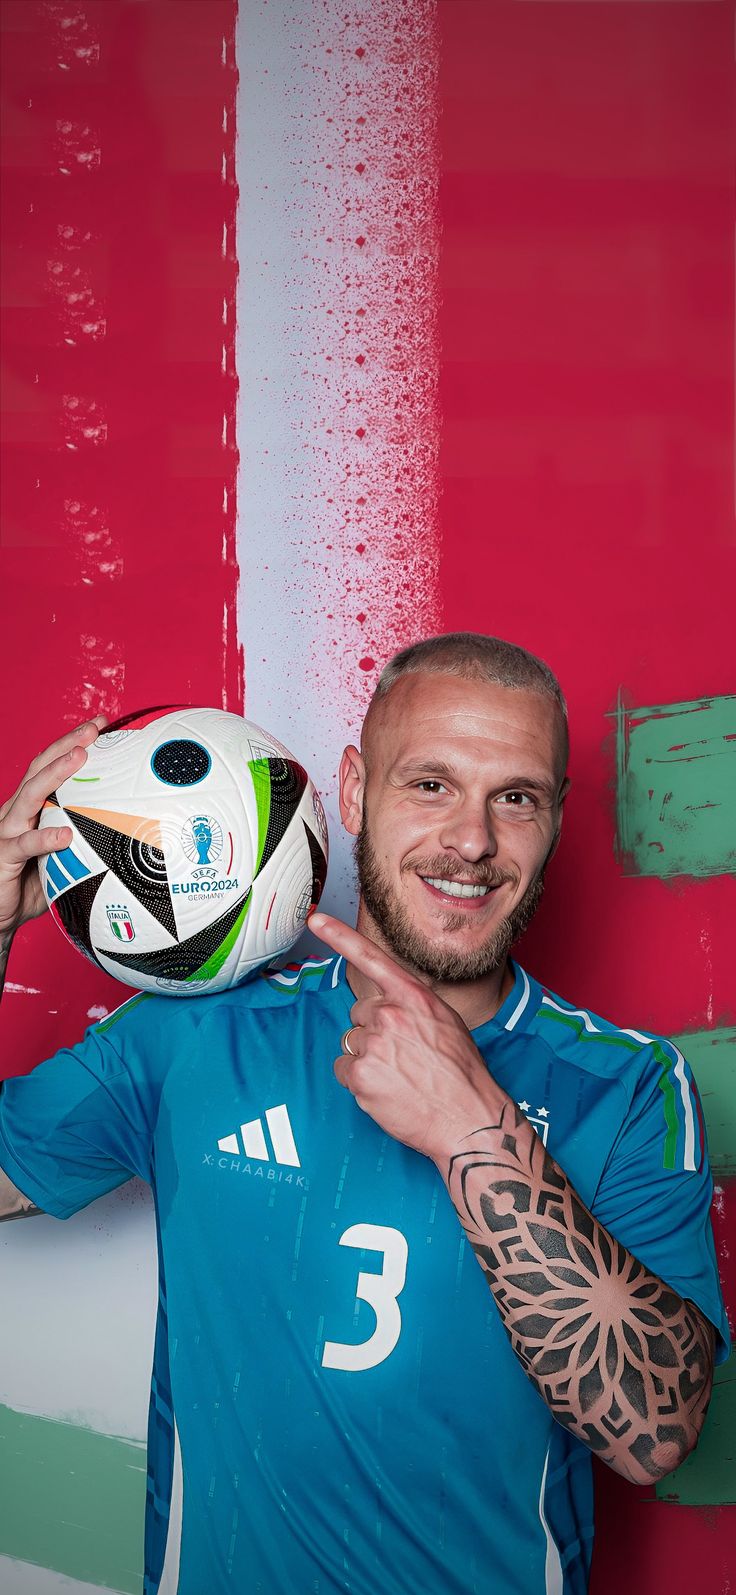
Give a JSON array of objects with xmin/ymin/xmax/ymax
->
[
  {"xmin": 615, "ymin": 693, "xmax": 736, "ymax": 878},
  {"xmin": 655, "ymin": 1350, "xmax": 736, "ymax": 1506},
  {"xmin": 0, "ymin": 1405, "xmax": 145, "ymax": 1592},
  {"xmin": 674, "ymin": 1027, "xmax": 736, "ymax": 1177}
]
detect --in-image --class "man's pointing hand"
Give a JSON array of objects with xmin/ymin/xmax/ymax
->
[{"xmin": 308, "ymin": 912, "xmax": 503, "ymax": 1164}]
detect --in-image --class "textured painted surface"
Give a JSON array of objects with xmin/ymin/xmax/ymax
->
[
  {"xmin": 0, "ymin": 1406, "xmax": 144, "ymax": 1594},
  {"xmin": 0, "ymin": 1186, "xmax": 156, "ymax": 1435},
  {"xmin": 1, "ymin": 2, "xmax": 735, "ymax": 1592},
  {"xmin": 676, "ymin": 1028, "xmax": 736, "ymax": 1178},
  {"xmin": 436, "ymin": 3, "xmax": 736, "ymax": 1588},
  {"xmin": 237, "ymin": 0, "xmax": 441, "ymax": 922},
  {"xmin": 616, "ymin": 695, "xmax": 736, "ymax": 880},
  {"xmin": 0, "ymin": 0, "xmax": 241, "ymax": 1079},
  {"xmin": 0, "ymin": 1562, "xmax": 118, "ymax": 1595},
  {"xmin": 0, "ymin": 4, "xmax": 237, "ymax": 1592}
]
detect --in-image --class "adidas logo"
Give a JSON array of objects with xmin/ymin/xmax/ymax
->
[{"xmin": 218, "ymin": 1104, "xmax": 300, "ymax": 1168}]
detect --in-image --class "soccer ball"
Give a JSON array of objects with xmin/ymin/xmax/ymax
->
[{"xmin": 38, "ymin": 706, "xmax": 329, "ymax": 996}]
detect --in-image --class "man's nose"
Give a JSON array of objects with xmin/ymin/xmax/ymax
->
[{"xmin": 438, "ymin": 799, "xmax": 497, "ymax": 863}]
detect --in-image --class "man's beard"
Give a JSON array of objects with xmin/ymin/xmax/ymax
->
[{"xmin": 355, "ymin": 822, "xmax": 546, "ymax": 983}]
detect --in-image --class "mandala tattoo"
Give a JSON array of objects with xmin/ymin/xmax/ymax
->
[{"xmin": 447, "ymin": 1100, "xmax": 715, "ymax": 1484}]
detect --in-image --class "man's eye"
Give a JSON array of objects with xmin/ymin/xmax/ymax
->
[
  {"xmin": 498, "ymin": 791, "xmax": 534, "ymax": 807},
  {"xmin": 416, "ymin": 780, "xmax": 446, "ymax": 794}
]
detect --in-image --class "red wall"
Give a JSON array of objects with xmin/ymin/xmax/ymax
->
[
  {"xmin": 1, "ymin": 2, "xmax": 733, "ymax": 1588},
  {"xmin": 437, "ymin": 4, "xmax": 735, "ymax": 1587},
  {"xmin": 1, "ymin": 0, "xmax": 241, "ymax": 1071}
]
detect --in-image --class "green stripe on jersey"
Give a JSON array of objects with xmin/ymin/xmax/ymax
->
[
  {"xmin": 538, "ymin": 1004, "xmax": 640, "ymax": 1054},
  {"xmin": 538, "ymin": 1002, "xmax": 682, "ymax": 1170},
  {"xmin": 94, "ymin": 992, "xmax": 153, "ymax": 1033},
  {"xmin": 264, "ymin": 961, "xmax": 332, "ymax": 996}
]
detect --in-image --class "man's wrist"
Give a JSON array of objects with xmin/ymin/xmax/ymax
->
[{"xmin": 426, "ymin": 1078, "xmax": 514, "ymax": 1171}]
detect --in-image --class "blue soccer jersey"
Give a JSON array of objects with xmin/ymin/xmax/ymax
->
[{"xmin": 0, "ymin": 957, "xmax": 729, "ymax": 1595}]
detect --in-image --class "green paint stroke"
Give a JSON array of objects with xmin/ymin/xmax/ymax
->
[
  {"xmin": 615, "ymin": 692, "xmax": 736, "ymax": 878},
  {"xmin": 655, "ymin": 1350, "xmax": 736, "ymax": 1506},
  {"xmin": 0, "ymin": 1405, "xmax": 144, "ymax": 1592},
  {"xmin": 674, "ymin": 1027, "xmax": 736, "ymax": 1178}
]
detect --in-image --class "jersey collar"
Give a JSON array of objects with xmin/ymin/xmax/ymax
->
[{"xmin": 330, "ymin": 953, "xmax": 539, "ymax": 1039}]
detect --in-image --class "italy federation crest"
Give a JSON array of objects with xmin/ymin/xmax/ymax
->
[{"xmin": 106, "ymin": 905, "xmax": 135, "ymax": 942}]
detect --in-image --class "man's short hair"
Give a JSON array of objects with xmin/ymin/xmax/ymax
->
[{"xmin": 367, "ymin": 632, "xmax": 569, "ymax": 772}]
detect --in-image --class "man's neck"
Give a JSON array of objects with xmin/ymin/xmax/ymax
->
[{"xmin": 347, "ymin": 904, "xmax": 515, "ymax": 1030}]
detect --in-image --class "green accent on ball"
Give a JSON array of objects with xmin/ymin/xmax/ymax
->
[
  {"xmin": 248, "ymin": 758, "xmax": 272, "ymax": 875},
  {"xmin": 187, "ymin": 890, "xmax": 252, "ymax": 983}
]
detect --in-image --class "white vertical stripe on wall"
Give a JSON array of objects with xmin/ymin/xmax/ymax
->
[
  {"xmin": 0, "ymin": 1184, "xmax": 156, "ymax": 1436},
  {"xmin": 236, "ymin": 0, "xmax": 441, "ymax": 922}
]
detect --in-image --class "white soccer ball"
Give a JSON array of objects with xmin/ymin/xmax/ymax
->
[{"xmin": 37, "ymin": 706, "xmax": 329, "ymax": 995}]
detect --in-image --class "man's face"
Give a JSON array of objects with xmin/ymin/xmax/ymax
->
[{"xmin": 340, "ymin": 673, "xmax": 568, "ymax": 983}]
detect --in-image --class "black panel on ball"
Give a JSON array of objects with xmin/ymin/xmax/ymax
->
[
  {"xmin": 54, "ymin": 873, "xmax": 108, "ymax": 966},
  {"xmin": 66, "ymin": 808, "xmax": 178, "ymax": 941},
  {"xmin": 256, "ymin": 760, "xmax": 309, "ymax": 879},
  {"xmin": 97, "ymin": 889, "xmax": 251, "ymax": 983},
  {"xmin": 303, "ymin": 822, "xmax": 328, "ymax": 908}
]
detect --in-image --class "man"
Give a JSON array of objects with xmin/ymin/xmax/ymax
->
[{"xmin": 0, "ymin": 633, "xmax": 729, "ymax": 1595}]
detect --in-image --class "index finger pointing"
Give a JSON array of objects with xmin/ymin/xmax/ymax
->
[{"xmin": 308, "ymin": 912, "xmax": 415, "ymax": 1000}]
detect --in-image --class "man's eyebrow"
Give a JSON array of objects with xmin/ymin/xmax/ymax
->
[{"xmin": 394, "ymin": 762, "xmax": 558, "ymax": 799}]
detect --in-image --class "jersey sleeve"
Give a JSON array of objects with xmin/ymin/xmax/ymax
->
[
  {"xmin": 0, "ymin": 992, "xmax": 169, "ymax": 1220},
  {"xmin": 592, "ymin": 1038, "xmax": 731, "ymax": 1364}
]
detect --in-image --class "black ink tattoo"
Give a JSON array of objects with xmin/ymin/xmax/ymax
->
[{"xmin": 446, "ymin": 1101, "xmax": 715, "ymax": 1484}]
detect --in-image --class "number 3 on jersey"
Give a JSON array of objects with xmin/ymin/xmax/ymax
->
[{"xmin": 321, "ymin": 1223, "xmax": 409, "ymax": 1372}]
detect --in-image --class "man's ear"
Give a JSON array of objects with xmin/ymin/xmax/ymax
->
[{"xmin": 338, "ymin": 745, "xmax": 365, "ymax": 837}]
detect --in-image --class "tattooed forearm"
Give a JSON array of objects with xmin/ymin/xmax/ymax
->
[{"xmin": 445, "ymin": 1099, "xmax": 715, "ymax": 1485}]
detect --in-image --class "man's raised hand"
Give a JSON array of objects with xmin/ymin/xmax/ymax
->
[
  {"xmin": 0, "ymin": 716, "xmax": 107, "ymax": 940},
  {"xmin": 308, "ymin": 912, "xmax": 503, "ymax": 1164}
]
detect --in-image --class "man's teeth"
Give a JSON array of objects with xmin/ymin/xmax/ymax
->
[{"xmin": 422, "ymin": 877, "xmax": 492, "ymax": 899}]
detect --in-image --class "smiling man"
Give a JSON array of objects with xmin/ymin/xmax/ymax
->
[{"xmin": 0, "ymin": 632, "xmax": 729, "ymax": 1595}]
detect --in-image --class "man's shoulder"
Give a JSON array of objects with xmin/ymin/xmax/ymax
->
[
  {"xmin": 525, "ymin": 975, "xmax": 682, "ymax": 1095},
  {"xmin": 91, "ymin": 955, "xmax": 342, "ymax": 1043}
]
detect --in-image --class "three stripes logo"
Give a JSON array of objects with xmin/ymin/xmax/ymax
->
[
  {"xmin": 218, "ymin": 1104, "xmax": 301, "ymax": 1167},
  {"xmin": 44, "ymin": 842, "xmax": 91, "ymax": 901}
]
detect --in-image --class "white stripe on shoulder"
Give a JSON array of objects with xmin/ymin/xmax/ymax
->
[
  {"xmin": 618, "ymin": 1029, "xmax": 697, "ymax": 1174},
  {"xmin": 331, "ymin": 955, "xmax": 344, "ymax": 987},
  {"xmin": 538, "ymin": 1438, "xmax": 564, "ymax": 1595},
  {"xmin": 268, "ymin": 958, "xmax": 333, "ymax": 988},
  {"xmin": 540, "ymin": 998, "xmax": 697, "ymax": 1174},
  {"xmin": 541, "ymin": 995, "xmax": 601, "ymax": 1033},
  {"xmin": 504, "ymin": 967, "xmax": 531, "ymax": 1031},
  {"xmin": 157, "ymin": 1416, "xmax": 183, "ymax": 1594}
]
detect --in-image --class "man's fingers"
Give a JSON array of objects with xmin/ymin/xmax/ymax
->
[
  {"xmin": 349, "ymin": 996, "xmax": 385, "ymax": 1030},
  {"xmin": 1, "ymin": 718, "xmax": 106, "ymax": 826},
  {"xmin": 309, "ymin": 911, "xmax": 415, "ymax": 1000},
  {"xmin": 334, "ymin": 1055, "xmax": 351, "ymax": 1089},
  {"xmin": 2, "ymin": 747, "xmax": 88, "ymax": 834},
  {"xmin": 23, "ymin": 716, "xmax": 107, "ymax": 783},
  {"xmin": 0, "ymin": 825, "xmax": 72, "ymax": 869}
]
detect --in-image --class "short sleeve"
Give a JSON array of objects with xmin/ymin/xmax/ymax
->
[
  {"xmin": 592, "ymin": 1038, "xmax": 731, "ymax": 1364},
  {"xmin": 0, "ymin": 993, "xmax": 166, "ymax": 1219}
]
